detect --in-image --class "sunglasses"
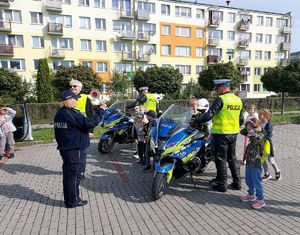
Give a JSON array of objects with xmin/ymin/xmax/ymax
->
[{"xmin": 70, "ymin": 85, "xmax": 78, "ymax": 88}]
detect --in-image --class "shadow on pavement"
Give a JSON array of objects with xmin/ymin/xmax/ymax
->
[{"xmin": 0, "ymin": 164, "xmax": 61, "ymax": 175}]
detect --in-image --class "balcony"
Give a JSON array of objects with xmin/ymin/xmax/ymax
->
[
  {"xmin": 45, "ymin": 0, "xmax": 62, "ymax": 12},
  {"xmin": 116, "ymin": 30, "xmax": 134, "ymax": 40},
  {"xmin": 136, "ymin": 9, "xmax": 150, "ymax": 21},
  {"xmin": 0, "ymin": 20, "xmax": 12, "ymax": 32},
  {"xmin": 119, "ymin": 9, "xmax": 133, "ymax": 19},
  {"xmin": 207, "ymin": 55, "xmax": 221, "ymax": 64},
  {"xmin": 208, "ymin": 18, "xmax": 221, "ymax": 27},
  {"xmin": 237, "ymin": 57, "xmax": 249, "ymax": 66},
  {"xmin": 278, "ymin": 58, "xmax": 290, "ymax": 66},
  {"xmin": 120, "ymin": 51, "xmax": 134, "ymax": 61},
  {"xmin": 238, "ymin": 20, "xmax": 250, "ymax": 31},
  {"xmin": 240, "ymin": 70, "xmax": 250, "ymax": 82},
  {"xmin": 137, "ymin": 31, "xmax": 150, "ymax": 41},
  {"xmin": 0, "ymin": 44, "xmax": 14, "ymax": 56},
  {"xmin": 0, "ymin": 0, "xmax": 10, "ymax": 7},
  {"xmin": 47, "ymin": 23, "xmax": 63, "ymax": 35},
  {"xmin": 237, "ymin": 40, "xmax": 249, "ymax": 48},
  {"xmin": 207, "ymin": 38, "xmax": 220, "ymax": 46},
  {"xmin": 281, "ymin": 26, "xmax": 291, "ymax": 34},
  {"xmin": 137, "ymin": 52, "xmax": 151, "ymax": 62},
  {"xmin": 49, "ymin": 48, "xmax": 65, "ymax": 58},
  {"xmin": 280, "ymin": 42, "xmax": 290, "ymax": 51}
]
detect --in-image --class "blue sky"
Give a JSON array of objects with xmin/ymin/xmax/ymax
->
[{"xmin": 186, "ymin": 0, "xmax": 300, "ymax": 52}]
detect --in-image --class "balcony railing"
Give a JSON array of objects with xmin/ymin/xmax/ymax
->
[
  {"xmin": 137, "ymin": 52, "xmax": 151, "ymax": 62},
  {"xmin": 136, "ymin": 9, "xmax": 150, "ymax": 21},
  {"xmin": 45, "ymin": 0, "xmax": 62, "ymax": 12},
  {"xmin": 237, "ymin": 57, "xmax": 249, "ymax": 66},
  {"xmin": 137, "ymin": 31, "xmax": 150, "ymax": 41},
  {"xmin": 48, "ymin": 22, "xmax": 63, "ymax": 35},
  {"xmin": 208, "ymin": 18, "xmax": 221, "ymax": 27},
  {"xmin": 207, "ymin": 38, "xmax": 220, "ymax": 46},
  {"xmin": 50, "ymin": 48, "xmax": 65, "ymax": 58},
  {"xmin": 281, "ymin": 26, "xmax": 291, "ymax": 34},
  {"xmin": 0, "ymin": 44, "xmax": 14, "ymax": 56},
  {"xmin": 117, "ymin": 30, "xmax": 134, "ymax": 40},
  {"xmin": 237, "ymin": 40, "xmax": 249, "ymax": 48},
  {"xmin": 278, "ymin": 58, "xmax": 290, "ymax": 66},
  {"xmin": 238, "ymin": 20, "xmax": 250, "ymax": 31},
  {"xmin": 207, "ymin": 55, "xmax": 221, "ymax": 64},
  {"xmin": 280, "ymin": 42, "xmax": 290, "ymax": 51},
  {"xmin": 0, "ymin": 20, "xmax": 12, "ymax": 32},
  {"xmin": 120, "ymin": 51, "xmax": 134, "ymax": 61},
  {"xmin": 119, "ymin": 9, "xmax": 133, "ymax": 19},
  {"xmin": 0, "ymin": 0, "xmax": 10, "ymax": 7}
]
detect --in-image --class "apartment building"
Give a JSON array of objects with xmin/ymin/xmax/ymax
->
[{"xmin": 0, "ymin": 0, "xmax": 292, "ymax": 98}]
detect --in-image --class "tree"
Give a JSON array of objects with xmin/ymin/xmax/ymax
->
[
  {"xmin": 133, "ymin": 66, "xmax": 183, "ymax": 99},
  {"xmin": 52, "ymin": 65, "xmax": 102, "ymax": 100},
  {"xmin": 0, "ymin": 68, "xmax": 32, "ymax": 103},
  {"xmin": 261, "ymin": 60, "xmax": 300, "ymax": 114},
  {"xmin": 198, "ymin": 62, "xmax": 242, "ymax": 91},
  {"xmin": 109, "ymin": 70, "xmax": 132, "ymax": 99},
  {"xmin": 36, "ymin": 58, "xmax": 53, "ymax": 103},
  {"xmin": 180, "ymin": 79, "xmax": 210, "ymax": 99}
]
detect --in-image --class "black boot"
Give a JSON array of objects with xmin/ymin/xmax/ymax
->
[
  {"xmin": 230, "ymin": 179, "xmax": 242, "ymax": 190},
  {"xmin": 211, "ymin": 183, "xmax": 227, "ymax": 192}
]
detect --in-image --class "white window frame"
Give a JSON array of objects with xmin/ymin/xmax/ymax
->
[
  {"xmin": 161, "ymin": 4, "xmax": 170, "ymax": 16},
  {"xmin": 175, "ymin": 6, "xmax": 191, "ymax": 18},
  {"xmin": 114, "ymin": 63, "xmax": 133, "ymax": 72},
  {"xmin": 95, "ymin": 18, "xmax": 106, "ymax": 30},
  {"xmin": 30, "ymin": 12, "xmax": 43, "ymax": 25},
  {"xmin": 256, "ymin": 33, "xmax": 263, "ymax": 43},
  {"xmin": 79, "ymin": 0, "xmax": 90, "ymax": 7},
  {"xmin": 81, "ymin": 61, "xmax": 93, "ymax": 68},
  {"xmin": 1, "ymin": 9, "xmax": 22, "ymax": 23},
  {"xmin": 265, "ymin": 17, "xmax": 273, "ymax": 27},
  {"xmin": 228, "ymin": 12, "xmax": 235, "ymax": 23},
  {"xmin": 255, "ymin": 50, "xmax": 262, "ymax": 60},
  {"xmin": 96, "ymin": 40, "xmax": 107, "ymax": 52},
  {"xmin": 96, "ymin": 62, "xmax": 108, "ymax": 73},
  {"xmin": 0, "ymin": 58, "xmax": 26, "ymax": 71},
  {"xmin": 113, "ymin": 42, "xmax": 132, "ymax": 52},
  {"xmin": 162, "ymin": 25, "xmax": 170, "ymax": 36},
  {"xmin": 103, "ymin": 83, "xmax": 109, "ymax": 93},
  {"xmin": 113, "ymin": 20, "xmax": 131, "ymax": 31},
  {"xmin": 32, "ymin": 36, "xmax": 44, "ymax": 48},
  {"xmin": 196, "ymin": 9, "xmax": 204, "ymax": 19},
  {"xmin": 254, "ymin": 84, "xmax": 261, "ymax": 92},
  {"xmin": 138, "ymin": 1, "xmax": 155, "ymax": 14},
  {"xmin": 256, "ymin": 16, "xmax": 264, "ymax": 26},
  {"xmin": 265, "ymin": 34, "xmax": 272, "ymax": 44},
  {"xmin": 175, "ymin": 65, "xmax": 191, "ymax": 75},
  {"xmin": 227, "ymin": 31, "xmax": 235, "ymax": 41},
  {"xmin": 264, "ymin": 51, "xmax": 271, "ymax": 60},
  {"xmin": 175, "ymin": 27, "xmax": 191, "ymax": 37},
  {"xmin": 79, "ymin": 16, "xmax": 91, "ymax": 29},
  {"xmin": 196, "ymin": 65, "xmax": 203, "ymax": 74},
  {"xmin": 94, "ymin": 0, "xmax": 105, "ymax": 8},
  {"xmin": 196, "ymin": 47, "xmax": 204, "ymax": 57},
  {"xmin": 49, "ymin": 14, "xmax": 72, "ymax": 27},
  {"xmin": 175, "ymin": 46, "xmax": 191, "ymax": 57},
  {"xmin": 51, "ymin": 37, "xmax": 73, "ymax": 49},
  {"xmin": 53, "ymin": 60, "xmax": 74, "ymax": 70},
  {"xmin": 254, "ymin": 67, "xmax": 261, "ymax": 76},
  {"xmin": 162, "ymin": 44, "xmax": 171, "ymax": 55},
  {"xmin": 196, "ymin": 28, "xmax": 204, "ymax": 39},
  {"xmin": 80, "ymin": 39, "xmax": 92, "ymax": 51}
]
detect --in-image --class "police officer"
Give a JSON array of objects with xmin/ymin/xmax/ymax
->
[
  {"xmin": 192, "ymin": 79, "xmax": 244, "ymax": 192},
  {"xmin": 126, "ymin": 87, "xmax": 158, "ymax": 112},
  {"xmin": 54, "ymin": 90, "xmax": 105, "ymax": 208}
]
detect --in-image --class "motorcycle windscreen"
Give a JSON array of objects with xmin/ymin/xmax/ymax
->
[{"xmin": 103, "ymin": 100, "xmax": 126, "ymax": 120}]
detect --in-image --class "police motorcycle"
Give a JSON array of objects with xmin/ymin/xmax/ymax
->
[
  {"xmin": 98, "ymin": 101, "xmax": 134, "ymax": 153},
  {"xmin": 151, "ymin": 105, "xmax": 212, "ymax": 201}
]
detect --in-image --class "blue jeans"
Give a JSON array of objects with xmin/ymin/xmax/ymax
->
[{"xmin": 245, "ymin": 165, "xmax": 264, "ymax": 200}]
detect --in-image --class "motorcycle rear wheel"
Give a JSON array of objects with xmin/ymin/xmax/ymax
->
[
  {"xmin": 152, "ymin": 173, "xmax": 168, "ymax": 201},
  {"xmin": 98, "ymin": 139, "xmax": 115, "ymax": 153}
]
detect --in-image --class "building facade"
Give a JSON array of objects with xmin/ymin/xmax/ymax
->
[{"xmin": 0, "ymin": 0, "xmax": 292, "ymax": 98}]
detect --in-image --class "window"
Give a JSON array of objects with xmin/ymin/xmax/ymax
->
[
  {"xmin": 30, "ymin": 12, "xmax": 43, "ymax": 24},
  {"xmin": 138, "ymin": 23, "xmax": 156, "ymax": 35},
  {"xmin": 113, "ymin": 42, "xmax": 132, "ymax": 52},
  {"xmin": 138, "ymin": 2, "xmax": 155, "ymax": 14},
  {"xmin": 103, "ymin": 84, "xmax": 109, "ymax": 93},
  {"xmin": 264, "ymin": 68, "xmax": 269, "ymax": 74},
  {"xmin": 94, "ymin": 0, "xmax": 105, "ymax": 8},
  {"xmin": 265, "ymin": 34, "xmax": 272, "ymax": 44},
  {"xmin": 0, "ymin": 59, "xmax": 25, "ymax": 71},
  {"xmin": 161, "ymin": 4, "xmax": 170, "ymax": 16},
  {"xmin": 32, "ymin": 36, "xmax": 44, "ymax": 48},
  {"xmin": 264, "ymin": 51, "xmax": 271, "ymax": 60},
  {"xmin": 95, "ymin": 18, "xmax": 106, "ymax": 30},
  {"xmin": 196, "ymin": 65, "xmax": 203, "ymax": 74},
  {"xmin": 162, "ymin": 25, "xmax": 170, "ymax": 36},
  {"xmin": 113, "ymin": 20, "xmax": 131, "ymax": 31},
  {"xmin": 49, "ymin": 14, "xmax": 72, "ymax": 27},
  {"xmin": 227, "ymin": 31, "xmax": 235, "ymax": 41},
  {"xmin": 239, "ymin": 50, "xmax": 251, "ymax": 59},
  {"xmin": 162, "ymin": 64, "xmax": 172, "ymax": 68},
  {"xmin": 139, "ymin": 44, "xmax": 156, "ymax": 54},
  {"xmin": 196, "ymin": 9, "xmax": 204, "ymax": 19},
  {"xmin": 196, "ymin": 28, "xmax": 204, "ymax": 38},
  {"xmin": 196, "ymin": 47, "xmax": 204, "ymax": 57},
  {"xmin": 81, "ymin": 61, "xmax": 92, "ymax": 68},
  {"xmin": 175, "ymin": 27, "xmax": 191, "ymax": 37},
  {"xmin": 80, "ymin": 39, "xmax": 92, "ymax": 51},
  {"xmin": 53, "ymin": 60, "xmax": 74, "ymax": 70},
  {"xmin": 227, "ymin": 49, "xmax": 234, "ymax": 60},
  {"xmin": 255, "ymin": 50, "xmax": 262, "ymax": 60},
  {"xmin": 266, "ymin": 17, "xmax": 273, "ymax": 27},
  {"xmin": 175, "ymin": 46, "xmax": 191, "ymax": 57},
  {"xmin": 33, "ymin": 59, "xmax": 39, "ymax": 70},
  {"xmin": 139, "ymin": 64, "xmax": 155, "ymax": 71},
  {"xmin": 228, "ymin": 12, "xmax": 235, "ymax": 23},
  {"xmin": 240, "ymin": 14, "xmax": 252, "ymax": 24},
  {"xmin": 276, "ymin": 18, "xmax": 288, "ymax": 28},
  {"xmin": 162, "ymin": 45, "xmax": 171, "ymax": 55},
  {"xmin": 96, "ymin": 40, "xmax": 107, "ymax": 51},
  {"xmin": 208, "ymin": 29, "xmax": 223, "ymax": 39},
  {"xmin": 112, "ymin": 0, "xmax": 131, "ymax": 10},
  {"xmin": 0, "ymin": 34, "xmax": 23, "ymax": 47},
  {"xmin": 175, "ymin": 65, "xmax": 191, "ymax": 75},
  {"xmin": 275, "ymin": 52, "xmax": 286, "ymax": 60},
  {"xmin": 254, "ymin": 68, "xmax": 261, "ymax": 76},
  {"xmin": 254, "ymin": 84, "xmax": 261, "ymax": 92},
  {"xmin": 60, "ymin": 0, "xmax": 71, "ymax": 4},
  {"xmin": 276, "ymin": 35, "xmax": 286, "ymax": 44},
  {"xmin": 79, "ymin": 0, "xmax": 90, "ymax": 6},
  {"xmin": 208, "ymin": 48, "xmax": 222, "ymax": 56},
  {"xmin": 114, "ymin": 63, "xmax": 133, "ymax": 72},
  {"xmin": 239, "ymin": 32, "xmax": 252, "ymax": 42},
  {"xmin": 51, "ymin": 37, "xmax": 73, "ymax": 49},
  {"xmin": 241, "ymin": 84, "xmax": 250, "ymax": 92},
  {"xmin": 210, "ymin": 11, "xmax": 223, "ymax": 23},
  {"xmin": 79, "ymin": 17, "xmax": 91, "ymax": 29},
  {"xmin": 175, "ymin": 6, "xmax": 191, "ymax": 18},
  {"xmin": 1, "ymin": 9, "xmax": 22, "ymax": 23},
  {"xmin": 256, "ymin": 16, "xmax": 263, "ymax": 26},
  {"xmin": 256, "ymin": 33, "xmax": 263, "ymax": 43},
  {"xmin": 96, "ymin": 62, "xmax": 108, "ymax": 72}
]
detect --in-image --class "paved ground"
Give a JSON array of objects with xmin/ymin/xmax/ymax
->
[{"xmin": 0, "ymin": 124, "xmax": 300, "ymax": 235}]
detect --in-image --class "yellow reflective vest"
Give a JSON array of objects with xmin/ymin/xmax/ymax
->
[
  {"xmin": 211, "ymin": 93, "xmax": 243, "ymax": 134},
  {"xmin": 144, "ymin": 93, "xmax": 157, "ymax": 112},
  {"xmin": 75, "ymin": 93, "xmax": 88, "ymax": 116}
]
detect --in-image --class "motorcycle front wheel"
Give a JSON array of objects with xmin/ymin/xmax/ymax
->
[
  {"xmin": 151, "ymin": 173, "xmax": 168, "ymax": 201},
  {"xmin": 98, "ymin": 138, "xmax": 115, "ymax": 153}
]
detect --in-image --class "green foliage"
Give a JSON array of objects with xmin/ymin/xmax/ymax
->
[
  {"xmin": 133, "ymin": 66, "xmax": 183, "ymax": 99},
  {"xmin": 0, "ymin": 68, "xmax": 32, "ymax": 103},
  {"xmin": 52, "ymin": 65, "xmax": 102, "ymax": 100},
  {"xmin": 109, "ymin": 70, "xmax": 132, "ymax": 99},
  {"xmin": 36, "ymin": 58, "xmax": 53, "ymax": 103},
  {"xmin": 180, "ymin": 79, "xmax": 210, "ymax": 99},
  {"xmin": 198, "ymin": 62, "xmax": 242, "ymax": 91}
]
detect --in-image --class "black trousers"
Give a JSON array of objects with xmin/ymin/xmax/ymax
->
[
  {"xmin": 137, "ymin": 141, "xmax": 145, "ymax": 162},
  {"xmin": 213, "ymin": 134, "xmax": 240, "ymax": 186}
]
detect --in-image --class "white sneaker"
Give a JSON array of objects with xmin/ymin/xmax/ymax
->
[
  {"xmin": 132, "ymin": 154, "xmax": 139, "ymax": 160},
  {"xmin": 262, "ymin": 173, "xmax": 272, "ymax": 182}
]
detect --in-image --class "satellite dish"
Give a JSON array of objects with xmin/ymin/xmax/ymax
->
[
  {"xmin": 9, "ymin": 0, "xmax": 14, "ymax": 2},
  {"xmin": 116, "ymin": 31, "xmax": 122, "ymax": 38}
]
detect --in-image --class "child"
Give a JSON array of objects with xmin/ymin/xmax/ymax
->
[
  {"xmin": 240, "ymin": 118, "xmax": 268, "ymax": 209},
  {"xmin": 189, "ymin": 98, "xmax": 200, "ymax": 120},
  {"xmin": 0, "ymin": 106, "xmax": 17, "ymax": 160},
  {"xmin": 133, "ymin": 112, "xmax": 147, "ymax": 164},
  {"xmin": 259, "ymin": 109, "xmax": 281, "ymax": 181}
]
